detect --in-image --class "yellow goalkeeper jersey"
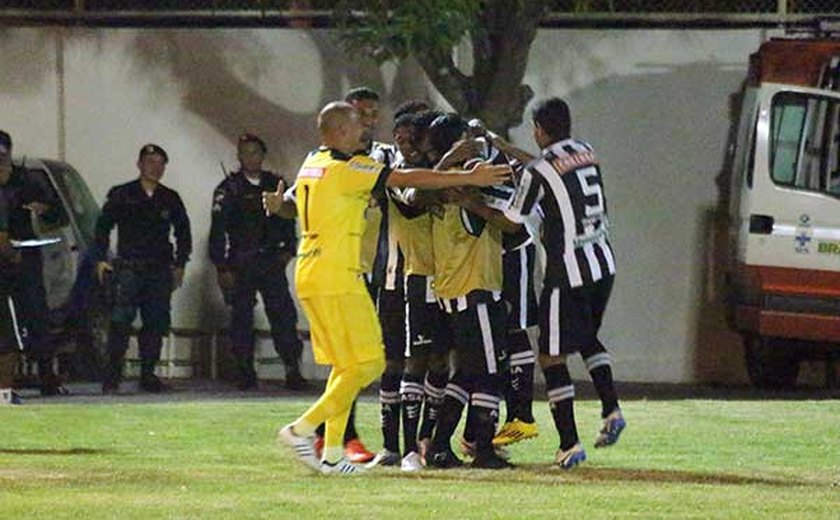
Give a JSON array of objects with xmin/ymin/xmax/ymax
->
[{"xmin": 294, "ymin": 147, "xmax": 389, "ymax": 297}]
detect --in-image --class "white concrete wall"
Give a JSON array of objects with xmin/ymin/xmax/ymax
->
[
  {"xmin": 0, "ymin": 26, "xmax": 779, "ymax": 383},
  {"xmin": 0, "ymin": 30, "xmax": 61, "ymax": 159},
  {"xmin": 518, "ymin": 29, "xmax": 778, "ymax": 384}
]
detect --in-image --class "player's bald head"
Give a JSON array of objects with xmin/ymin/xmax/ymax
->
[
  {"xmin": 318, "ymin": 101, "xmax": 357, "ymax": 134},
  {"xmin": 317, "ymin": 101, "xmax": 365, "ymax": 153}
]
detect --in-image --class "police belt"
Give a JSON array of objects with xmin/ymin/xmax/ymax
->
[
  {"xmin": 229, "ymin": 246, "xmax": 288, "ymax": 263},
  {"xmin": 114, "ymin": 258, "xmax": 172, "ymax": 270}
]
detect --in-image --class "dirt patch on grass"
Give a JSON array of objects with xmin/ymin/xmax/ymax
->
[
  {"xmin": 386, "ymin": 464, "xmax": 821, "ymax": 488},
  {"xmin": 569, "ymin": 466, "xmax": 805, "ymax": 487},
  {"xmin": 0, "ymin": 448, "xmax": 111, "ymax": 455},
  {"xmin": 0, "ymin": 468, "xmax": 70, "ymax": 481}
]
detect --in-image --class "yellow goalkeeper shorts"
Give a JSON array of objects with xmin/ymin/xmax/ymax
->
[{"xmin": 300, "ymin": 293, "xmax": 384, "ymax": 369}]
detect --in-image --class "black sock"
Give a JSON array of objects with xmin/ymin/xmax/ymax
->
[
  {"xmin": 583, "ymin": 347, "xmax": 620, "ymax": 418},
  {"xmin": 544, "ymin": 363, "xmax": 579, "ymax": 451},
  {"xmin": 471, "ymin": 407, "xmax": 499, "ymax": 457},
  {"xmin": 344, "ymin": 400, "xmax": 358, "ymax": 442},
  {"xmin": 400, "ymin": 375, "xmax": 424, "ymax": 455},
  {"xmin": 431, "ymin": 383, "xmax": 469, "ymax": 452},
  {"xmin": 506, "ymin": 329, "xmax": 535, "ymax": 423},
  {"xmin": 470, "ymin": 391, "xmax": 502, "ymax": 455},
  {"xmin": 419, "ymin": 369, "xmax": 447, "ymax": 441},
  {"xmin": 380, "ymin": 371, "xmax": 402, "ymax": 453}
]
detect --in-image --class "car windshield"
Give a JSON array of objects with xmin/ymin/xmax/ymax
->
[
  {"xmin": 43, "ymin": 160, "xmax": 99, "ymax": 246},
  {"xmin": 769, "ymin": 91, "xmax": 840, "ymax": 197}
]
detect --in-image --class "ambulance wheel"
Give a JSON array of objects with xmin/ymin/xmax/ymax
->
[{"xmin": 743, "ymin": 335, "xmax": 799, "ymax": 389}]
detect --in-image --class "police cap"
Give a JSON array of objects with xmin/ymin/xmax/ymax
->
[
  {"xmin": 238, "ymin": 133, "xmax": 267, "ymax": 153},
  {"xmin": 138, "ymin": 143, "xmax": 169, "ymax": 163}
]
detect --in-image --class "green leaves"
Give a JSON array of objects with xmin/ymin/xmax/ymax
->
[{"xmin": 335, "ymin": 0, "xmax": 482, "ymax": 64}]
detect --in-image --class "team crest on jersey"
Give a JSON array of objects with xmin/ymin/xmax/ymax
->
[{"xmin": 299, "ymin": 167, "xmax": 325, "ymax": 179}]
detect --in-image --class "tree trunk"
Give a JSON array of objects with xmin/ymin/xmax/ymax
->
[
  {"xmin": 471, "ymin": 1, "xmax": 544, "ymax": 137},
  {"xmin": 413, "ymin": 46, "xmax": 474, "ymax": 115},
  {"xmin": 413, "ymin": 0, "xmax": 546, "ymax": 138}
]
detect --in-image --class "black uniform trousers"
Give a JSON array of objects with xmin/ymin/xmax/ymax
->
[
  {"xmin": 0, "ymin": 271, "xmax": 15, "ymax": 355},
  {"xmin": 107, "ymin": 261, "xmax": 173, "ymax": 365},
  {"xmin": 9, "ymin": 250, "xmax": 51, "ymax": 361},
  {"xmin": 229, "ymin": 252, "xmax": 302, "ymax": 367}
]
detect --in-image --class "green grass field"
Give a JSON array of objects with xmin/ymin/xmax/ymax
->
[{"xmin": 1, "ymin": 394, "xmax": 838, "ymax": 519}]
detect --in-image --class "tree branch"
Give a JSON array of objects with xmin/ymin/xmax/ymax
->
[
  {"xmin": 414, "ymin": 48, "xmax": 474, "ymax": 114},
  {"xmin": 335, "ymin": 0, "xmax": 547, "ymax": 136},
  {"xmin": 471, "ymin": 1, "xmax": 546, "ymax": 134}
]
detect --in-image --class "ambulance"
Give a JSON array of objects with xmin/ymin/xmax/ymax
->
[{"xmin": 727, "ymin": 37, "xmax": 840, "ymax": 388}]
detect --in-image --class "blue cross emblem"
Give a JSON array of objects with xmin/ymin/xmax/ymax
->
[{"xmin": 795, "ymin": 233, "xmax": 811, "ymax": 252}]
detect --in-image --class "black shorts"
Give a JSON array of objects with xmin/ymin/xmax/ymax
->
[
  {"xmin": 538, "ymin": 276, "xmax": 614, "ymax": 356},
  {"xmin": 405, "ymin": 275, "xmax": 450, "ymax": 358},
  {"xmin": 502, "ymin": 242, "xmax": 538, "ymax": 331},
  {"xmin": 377, "ymin": 287, "xmax": 406, "ymax": 362},
  {"xmin": 444, "ymin": 297, "xmax": 507, "ymax": 376}
]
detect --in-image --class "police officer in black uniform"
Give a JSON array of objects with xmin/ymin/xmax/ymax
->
[
  {"xmin": 95, "ymin": 144, "xmax": 192, "ymax": 394},
  {"xmin": 0, "ymin": 130, "xmax": 65, "ymax": 397},
  {"xmin": 0, "ymin": 247, "xmax": 16, "ymax": 404},
  {"xmin": 0, "ymin": 146, "xmax": 20, "ymax": 402},
  {"xmin": 209, "ymin": 134, "xmax": 306, "ymax": 391}
]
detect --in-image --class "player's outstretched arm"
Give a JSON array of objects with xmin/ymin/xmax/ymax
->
[
  {"xmin": 435, "ymin": 138, "xmax": 485, "ymax": 171},
  {"xmin": 448, "ymin": 189, "xmax": 523, "ymax": 235},
  {"xmin": 488, "ymin": 134, "xmax": 535, "ymax": 165},
  {"xmin": 387, "ymin": 162, "xmax": 510, "ymax": 190},
  {"xmin": 467, "ymin": 118, "xmax": 535, "ymax": 164}
]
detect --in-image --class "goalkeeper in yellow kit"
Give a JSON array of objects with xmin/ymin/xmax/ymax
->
[{"xmin": 265, "ymin": 101, "xmax": 510, "ymax": 475}]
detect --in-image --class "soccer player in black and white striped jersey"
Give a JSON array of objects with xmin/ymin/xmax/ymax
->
[
  {"xmin": 449, "ymin": 127, "xmax": 541, "ymax": 450},
  {"xmin": 473, "ymin": 138, "xmax": 541, "ymax": 449},
  {"xmin": 420, "ymin": 114, "xmax": 512, "ymax": 470},
  {"xmin": 488, "ymin": 98, "xmax": 625, "ymax": 469},
  {"xmin": 367, "ymin": 110, "xmax": 428, "ymax": 469}
]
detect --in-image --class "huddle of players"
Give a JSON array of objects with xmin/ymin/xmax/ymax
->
[{"xmin": 362, "ymin": 93, "xmax": 626, "ymax": 471}]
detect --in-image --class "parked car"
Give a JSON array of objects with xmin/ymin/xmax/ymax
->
[{"xmin": 11, "ymin": 157, "xmax": 107, "ymax": 383}]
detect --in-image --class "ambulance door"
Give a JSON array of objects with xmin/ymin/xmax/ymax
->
[
  {"xmin": 728, "ymin": 87, "xmax": 758, "ymax": 268},
  {"xmin": 743, "ymin": 84, "xmax": 840, "ymax": 272}
]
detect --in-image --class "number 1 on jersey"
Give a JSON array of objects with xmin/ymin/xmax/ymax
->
[{"xmin": 303, "ymin": 185, "xmax": 311, "ymax": 232}]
